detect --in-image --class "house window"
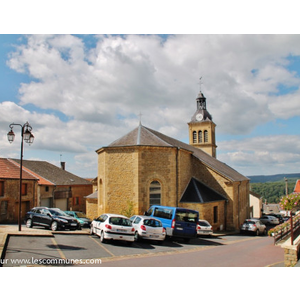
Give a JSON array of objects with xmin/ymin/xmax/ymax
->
[
  {"xmin": 204, "ymin": 130, "xmax": 208, "ymax": 143},
  {"xmin": 193, "ymin": 131, "xmax": 197, "ymax": 143},
  {"xmin": 74, "ymin": 197, "xmax": 80, "ymax": 205},
  {"xmin": 22, "ymin": 183, "xmax": 28, "ymax": 196},
  {"xmin": 0, "ymin": 181, "xmax": 4, "ymax": 197},
  {"xmin": 1, "ymin": 201, "xmax": 8, "ymax": 215},
  {"xmin": 198, "ymin": 131, "xmax": 202, "ymax": 143},
  {"xmin": 213, "ymin": 206, "xmax": 218, "ymax": 223},
  {"xmin": 149, "ymin": 181, "xmax": 161, "ymax": 206},
  {"xmin": 45, "ymin": 186, "xmax": 49, "ymax": 192}
]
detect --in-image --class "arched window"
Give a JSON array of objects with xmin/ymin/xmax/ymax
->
[
  {"xmin": 198, "ymin": 130, "xmax": 202, "ymax": 143},
  {"xmin": 149, "ymin": 181, "xmax": 161, "ymax": 206},
  {"xmin": 204, "ymin": 130, "xmax": 208, "ymax": 143},
  {"xmin": 193, "ymin": 131, "xmax": 197, "ymax": 143}
]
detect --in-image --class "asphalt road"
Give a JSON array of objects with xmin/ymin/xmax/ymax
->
[{"xmin": 2, "ymin": 232, "xmax": 284, "ymax": 267}]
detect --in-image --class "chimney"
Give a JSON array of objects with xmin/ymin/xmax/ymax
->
[{"xmin": 61, "ymin": 162, "xmax": 66, "ymax": 170}]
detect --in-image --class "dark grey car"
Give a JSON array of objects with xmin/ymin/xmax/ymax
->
[{"xmin": 25, "ymin": 207, "xmax": 80, "ymax": 231}]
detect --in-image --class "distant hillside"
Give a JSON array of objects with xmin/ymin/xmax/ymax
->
[
  {"xmin": 249, "ymin": 174, "xmax": 300, "ymax": 204},
  {"xmin": 248, "ymin": 173, "xmax": 300, "ymax": 183}
]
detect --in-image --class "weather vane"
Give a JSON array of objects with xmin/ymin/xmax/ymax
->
[{"xmin": 199, "ymin": 76, "xmax": 203, "ymax": 91}]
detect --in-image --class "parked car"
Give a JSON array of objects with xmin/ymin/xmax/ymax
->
[
  {"xmin": 240, "ymin": 219, "xmax": 267, "ymax": 235},
  {"xmin": 130, "ymin": 215, "xmax": 166, "ymax": 243},
  {"xmin": 267, "ymin": 213, "xmax": 284, "ymax": 223},
  {"xmin": 144, "ymin": 205, "xmax": 199, "ymax": 242},
  {"xmin": 65, "ymin": 211, "xmax": 92, "ymax": 228},
  {"xmin": 259, "ymin": 215, "xmax": 280, "ymax": 225},
  {"xmin": 25, "ymin": 207, "xmax": 81, "ymax": 231},
  {"xmin": 90, "ymin": 214, "xmax": 135, "ymax": 245},
  {"xmin": 197, "ymin": 219, "xmax": 213, "ymax": 236}
]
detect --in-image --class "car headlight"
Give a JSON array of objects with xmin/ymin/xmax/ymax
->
[{"xmin": 57, "ymin": 218, "xmax": 68, "ymax": 223}]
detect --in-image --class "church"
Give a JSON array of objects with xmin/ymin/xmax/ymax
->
[{"xmin": 88, "ymin": 91, "xmax": 250, "ymax": 231}]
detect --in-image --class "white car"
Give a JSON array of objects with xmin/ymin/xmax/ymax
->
[
  {"xmin": 240, "ymin": 219, "xmax": 267, "ymax": 235},
  {"xmin": 259, "ymin": 215, "xmax": 280, "ymax": 225},
  {"xmin": 130, "ymin": 215, "xmax": 166, "ymax": 243},
  {"xmin": 90, "ymin": 214, "xmax": 135, "ymax": 244},
  {"xmin": 197, "ymin": 219, "xmax": 213, "ymax": 236}
]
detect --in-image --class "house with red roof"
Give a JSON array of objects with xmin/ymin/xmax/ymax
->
[
  {"xmin": 0, "ymin": 158, "xmax": 38, "ymax": 223},
  {"xmin": 294, "ymin": 179, "xmax": 300, "ymax": 193},
  {"xmin": 0, "ymin": 158, "xmax": 92, "ymax": 223}
]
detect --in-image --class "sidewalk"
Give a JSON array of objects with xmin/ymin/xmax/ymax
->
[{"xmin": 0, "ymin": 224, "xmax": 89, "ymax": 262}]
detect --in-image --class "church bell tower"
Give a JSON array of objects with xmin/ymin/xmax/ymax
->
[{"xmin": 188, "ymin": 91, "xmax": 217, "ymax": 158}]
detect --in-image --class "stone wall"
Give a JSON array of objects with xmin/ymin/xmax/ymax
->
[
  {"xmin": 0, "ymin": 179, "xmax": 37, "ymax": 223},
  {"xmin": 96, "ymin": 145, "xmax": 249, "ymax": 231}
]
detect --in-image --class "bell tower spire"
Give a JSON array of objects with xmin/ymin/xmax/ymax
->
[{"xmin": 188, "ymin": 88, "xmax": 217, "ymax": 158}]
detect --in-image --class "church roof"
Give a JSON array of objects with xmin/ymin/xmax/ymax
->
[
  {"xmin": 180, "ymin": 177, "xmax": 227, "ymax": 203},
  {"xmin": 103, "ymin": 124, "xmax": 248, "ymax": 183}
]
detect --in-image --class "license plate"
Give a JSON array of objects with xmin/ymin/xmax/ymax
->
[
  {"xmin": 150, "ymin": 235, "xmax": 159, "ymax": 238},
  {"xmin": 117, "ymin": 229, "xmax": 126, "ymax": 232},
  {"xmin": 71, "ymin": 223, "xmax": 77, "ymax": 226}
]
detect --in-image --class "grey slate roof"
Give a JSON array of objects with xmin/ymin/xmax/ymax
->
[
  {"xmin": 104, "ymin": 124, "xmax": 249, "ymax": 183},
  {"xmin": 180, "ymin": 177, "xmax": 227, "ymax": 203},
  {"xmin": 12, "ymin": 159, "xmax": 91, "ymax": 186}
]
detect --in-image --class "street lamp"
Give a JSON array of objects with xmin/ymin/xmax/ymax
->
[{"xmin": 7, "ymin": 122, "xmax": 34, "ymax": 231}]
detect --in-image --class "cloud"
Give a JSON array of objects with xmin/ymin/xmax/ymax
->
[
  {"xmin": 2, "ymin": 34, "xmax": 300, "ymax": 176},
  {"xmin": 218, "ymin": 135, "xmax": 300, "ymax": 175}
]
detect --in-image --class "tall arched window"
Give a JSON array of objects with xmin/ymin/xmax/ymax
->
[
  {"xmin": 193, "ymin": 131, "xmax": 197, "ymax": 143},
  {"xmin": 204, "ymin": 130, "xmax": 208, "ymax": 143},
  {"xmin": 198, "ymin": 130, "xmax": 202, "ymax": 143},
  {"xmin": 149, "ymin": 180, "xmax": 161, "ymax": 206}
]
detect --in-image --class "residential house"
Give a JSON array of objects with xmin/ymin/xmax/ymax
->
[
  {"xmin": 0, "ymin": 158, "xmax": 38, "ymax": 223},
  {"xmin": 0, "ymin": 158, "xmax": 93, "ymax": 223}
]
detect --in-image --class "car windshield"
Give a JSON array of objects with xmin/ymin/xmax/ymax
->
[
  {"xmin": 75, "ymin": 212, "xmax": 87, "ymax": 218},
  {"xmin": 109, "ymin": 217, "xmax": 132, "ymax": 226},
  {"xmin": 244, "ymin": 221, "xmax": 255, "ymax": 225},
  {"xmin": 144, "ymin": 219, "xmax": 162, "ymax": 227},
  {"xmin": 175, "ymin": 211, "xmax": 198, "ymax": 223},
  {"xmin": 198, "ymin": 221, "xmax": 210, "ymax": 226},
  {"xmin": 49, "ymin": 209, "xmax": 69, "ymax": 217}
]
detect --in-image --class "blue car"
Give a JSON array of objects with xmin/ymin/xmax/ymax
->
[
  {"xmin": 144, "ymin": 205, "xmax": 199, "ymax": 243},
  {"xmin": 65, "ymin": 211, "xmax": 92, "ymax": 228}
]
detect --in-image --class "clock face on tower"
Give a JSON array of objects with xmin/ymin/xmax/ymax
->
[{"xmin": 196, "ymin": 113, "xmax": 203, "ymax": 121}]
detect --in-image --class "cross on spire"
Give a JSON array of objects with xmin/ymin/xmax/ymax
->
[{"xmin": 198, "ymin": 76, "xmax": 204, "ymax": 91}]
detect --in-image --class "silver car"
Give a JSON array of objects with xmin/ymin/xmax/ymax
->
[
  {"xmin": 130, "ymin": 215, "xmax": 166, "ymax": 243},
  {"xmin": 259, "ymin": 215, "xmax": 280, "ymax": 225},
  {"xmin": 240, "ymin": 219, "xmax": 267, "ymax": 236}
]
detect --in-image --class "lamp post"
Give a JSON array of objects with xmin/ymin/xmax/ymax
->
[{"xmin": 7, "ymin": 122, "xmax": 34, "ymax": 231}]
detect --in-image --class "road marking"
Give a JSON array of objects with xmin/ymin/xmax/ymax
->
[
  {"xmin": 51, "ymin": 238, "xmax": 67, "ymax": 260},
  {"xmin": 89, "ymin": 236, "xmax": 115, "ymax": 257}
]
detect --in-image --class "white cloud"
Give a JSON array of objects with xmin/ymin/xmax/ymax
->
[
  {"xmin": 218, "ymin": 135, "xmax": 300, "ymax": 175},
  {"xmin": 2, "ymin": 34, "xmax": 300, "ymax": 176}
]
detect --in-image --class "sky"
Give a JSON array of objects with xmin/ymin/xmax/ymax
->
[
  {"xmin": 1, "ymin": 2, "xmax": 300, "ymax": 180},
  {"xmin": 1, "ymin": 33, "xmax": 300, "ymax": 178}
]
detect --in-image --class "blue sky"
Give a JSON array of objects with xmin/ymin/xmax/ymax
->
[{"xmin": 1, "ymin": 33, "xmax": 300, "ymax": 178}]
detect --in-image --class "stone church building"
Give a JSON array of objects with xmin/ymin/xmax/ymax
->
[{"xmin": 89, "ymin": 91, "xmax": 250, "ymax": 231}]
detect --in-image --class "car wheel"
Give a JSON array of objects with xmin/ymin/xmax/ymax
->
[
  {"xmin": 51, "ymin": 221, "xmax": 58, "ymax": 231},
  {"xmin": 90, "ymin": 225, "xmax": 94, "ymax": 235},
  {"xmin": 26, "ymin": 219, "xmax": 33, "ymax": 228},
  {"xmin": 100, "ymin": 231, "xmax": 106, "ymax": 243},
  {"xmin": 256, "ymin": 229, "xmax": 260, "ymax": 236},
  {"xmin": 134, "ymin": 231, "xmax": 139, "ymax": 242},
  {"xmin": 263, "ymin": 228, "xmax": 267, "ymax": 235}
]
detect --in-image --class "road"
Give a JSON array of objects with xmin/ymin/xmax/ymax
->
[
  {"xmin": 2, "ymin": 231, "xmax": 284, "ymax": 267},
  {"xmin": 100, "ymin": 235, "xmax": 284, "ymax": 267}
]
